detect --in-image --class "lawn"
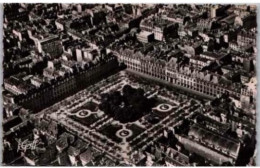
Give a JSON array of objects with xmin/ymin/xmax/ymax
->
[
  {"xmin": 99, "ymin": 124, "xmax": 123, "ymax": 143},
  {"xmin": 126, "ymin": 124, "xmax": 145, "ymax": 142},
  {"xmin": 69, "ymin": 114, "xmax": 99, "ymax": 127},
  {"xmin": 82, "ymin": 101, "xmax": 99, "ymax": 112},
  {"xmin": 70, "ymin": 101, "xmax": 98, "ymax": 114}
]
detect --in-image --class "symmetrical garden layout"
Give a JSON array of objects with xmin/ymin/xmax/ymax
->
[{"xmin": 38, "ymin": 71, "xmax": 202, "ymax": 162}]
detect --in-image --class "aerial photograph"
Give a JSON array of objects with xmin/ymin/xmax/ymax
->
[{"xmin": 2, "ymin": 3, "xmax": 257, "ymax": 166}]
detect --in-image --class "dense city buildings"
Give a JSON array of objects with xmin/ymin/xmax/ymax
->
[{"xmin": 2, "ymin": 4, "xmax": 257, "ymax": 166}]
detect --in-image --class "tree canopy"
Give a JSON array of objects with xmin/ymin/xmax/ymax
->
[{"xmin": 99, "ymin": 85, "xmax": 155, "ymax": 123}]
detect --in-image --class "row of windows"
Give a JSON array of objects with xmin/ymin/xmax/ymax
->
[
  {"xmin": 123, "ymin": 60, "xmax": 239, "ymax": 98},
  {"xmin": 124, "ymin": 59, "xmax": 242, "ymax": 97},
  {"xmin": 127, "ymin": 64, "xmax": 165, "ymax": 80},
  {"xmin": 140, "ymin": 26, "xmax": 153, "ymax": 32},
  {"xmin": 18, "ymin": 62, "xmax": 118, "ymax": 108},
  {"xmin": 238, "ymin": 36, "xmax": 256, "ymax": 42},
  {"xmin": 191, "ymin": 137, "xmax": 232, "ymax": 157},
  {"xmin": 166, "ymin": 77, "xmax": 223, "ymax": 96}
]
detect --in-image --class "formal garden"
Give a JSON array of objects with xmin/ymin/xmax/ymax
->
[{"xmin": 46, "ymin": 71, "xmax": 202, "ymax": 160}]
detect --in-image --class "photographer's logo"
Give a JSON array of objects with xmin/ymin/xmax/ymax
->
[{"xmin": 16, "ymin": 138, "xmax": 39, "ymax": 152}]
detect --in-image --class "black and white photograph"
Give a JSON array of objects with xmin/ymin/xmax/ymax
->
[{"xmin": 1, "ymin": 3, "xmax": 257, "ymax": 166}]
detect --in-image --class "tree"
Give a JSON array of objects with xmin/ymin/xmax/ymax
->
[{"xmin": 99, "ymin": 85, "xmax": 155, "ymax": 123}]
